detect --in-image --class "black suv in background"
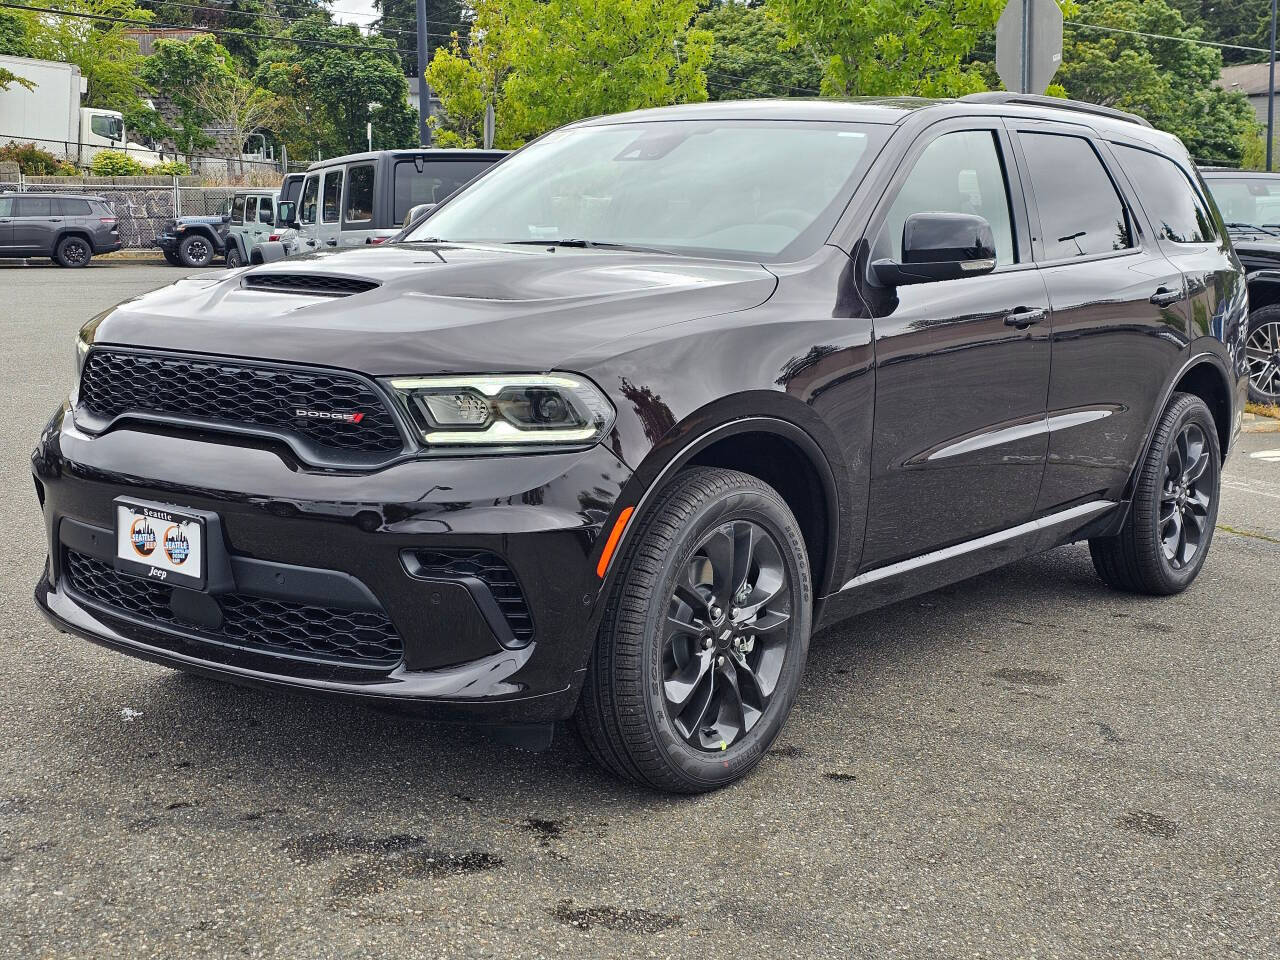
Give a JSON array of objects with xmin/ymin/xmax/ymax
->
[
  {"xmin": 1200, "ymin": 169, "xmax": 1280, "ymax": 404},
  {"xmin": 34, "ymin": 95, "xmax": 1248, "ymax": 793},
  {"xmin": 0, "ymin": 193, "xmax": 120, "ymax": 266}
]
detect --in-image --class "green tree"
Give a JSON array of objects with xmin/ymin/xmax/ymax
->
[
  {"xmin": 257, "ymin": 16, "xmax": 416, "ymax": 158},
  {"xmin": 1057, "ymin": 0, "xmax": 1258, "ymax": 166},
  {"xmin": 0, "ymin": 9, "xmax": 32, "ymax": 56},
  {"xmin": 1167, "ymin": 0, "xmax": 1269, "ymax": 64},
  {"xmin": 697, "ymin": 1, "xmax": 822, "ymax": 99},
  {"xmin": 373, "ymin": 0, "xmax": 469, "ymax": 78},
  {"xmin": 13, "ymin": 0, "xmax": 153, "ymax": 110},
  {"xmin": 141, "ymin": 35, "xmax": 233, "ymax": 155},
  {"xmin": 769, "ymin": 0, "xmax": 1004, "ymax": 96},
  {"xmin": 427, "ymin": 0, "xmax": 711, "ymax": 147}
]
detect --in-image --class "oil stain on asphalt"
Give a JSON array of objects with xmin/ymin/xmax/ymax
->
[{"xmin": 550, "ymin": 899, "xmax": 682, "ymax": 933}]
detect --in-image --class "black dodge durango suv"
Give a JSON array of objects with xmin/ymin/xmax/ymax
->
[{"xmin": 33, "ymin": 95, "xmax": 1249, "ymax": 792}]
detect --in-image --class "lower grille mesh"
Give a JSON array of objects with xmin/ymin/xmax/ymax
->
[{"xmin": 64, "ymin": 551, "xmax": 402, "ymax": 667}]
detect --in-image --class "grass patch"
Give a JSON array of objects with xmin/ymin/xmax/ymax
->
[{"xmin": 1246, "ymin": 401, "xmax": 1280, "ymax": 420}]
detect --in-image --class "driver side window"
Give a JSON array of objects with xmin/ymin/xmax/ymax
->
[{"xmin": 880, "ymin": 130, "xmax": 1016, "ymax": 266}]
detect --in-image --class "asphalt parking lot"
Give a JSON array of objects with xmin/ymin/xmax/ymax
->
[{"xmin": 2, "ymin": 263, "xmax": 1278, "ymax": 959}]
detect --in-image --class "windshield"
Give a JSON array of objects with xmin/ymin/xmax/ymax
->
[
  {"xmin": 1204, "ymin": 177, "xmax": 1280, "ymax": 229},
  {"xmin": 405, "ymin": 120, "xmax": 889, "ymax": 260}
]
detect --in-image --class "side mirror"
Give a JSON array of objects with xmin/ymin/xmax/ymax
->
[
  {"xmin": 405, "ymin": 202, "xmax": 436, "ymax": 225},
  {"xmin": 872, "ymin": 212, "xmax": 997, "ymax": 287},
  {"xmin": 276, "ymin": 201, "xmax": 296, "ymax": 227}
]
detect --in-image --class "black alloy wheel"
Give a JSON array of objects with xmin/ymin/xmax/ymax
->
[
  {"xmin": 55, "ymin": 236, "xmax": 90, "ymax": 268},
  {"xmin": 663, "ymin": 519, "xmax": 793, "ymax": 752},
  {"xmin": 1090, "ymin": 392, "xmax": 1220, "ymax": 595},
  {"xmin": 1158, "ymin": 421, "xmax": 1213, "ymax": 570},
  {"xmin": 178, "ymin": 234, "xmax": 213, "ymax": 268},
  {"xmin": 575, "ymin": 467, "xmax": 812, "ymax": 793},
  {"xmin": 1246, "ymin": 306, "xmax": 1280, "ymax": 404}
]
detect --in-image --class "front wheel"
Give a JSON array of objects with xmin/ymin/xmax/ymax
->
[
  {"xmin": 1090, "ymin": 392, "xmax": 1220, "ymax": 595},
  {"xmin": 178, "ymin": 233, "xmax": 213, "ymax": 268},
  {"xmin": 575, "ymin": 467, "xmax": 812, "ymax": 793}
]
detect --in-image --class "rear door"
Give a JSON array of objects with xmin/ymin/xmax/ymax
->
[
  {"xmin": 256, "ymin": 194, "xmax": 275, "ymax": 246},
  {"xmin": 0, "ymin": 196, "xmax": 13, "ymax": 251},
  {"xmin": 860, "ymin": 119, "xmax": 1053, "ymax": 569},
  {"xmin": 297, "ymin": 173, "xmax": 321, "ymax": 251},
  {"xmin": 341, "ymin": 162, "xmax": 376, "ymax": 245},
  {"xmin": 1009, "ymin": 122, "xmax": 1189, "ymax": 512},
  {"xmin": 12, "ymin": 196, "xmax": 55, "ymax": 254}
]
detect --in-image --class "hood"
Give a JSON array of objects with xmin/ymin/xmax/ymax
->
[{"xmin": 93, "ymin": 243, "xmax": 778, "ymax": 376}]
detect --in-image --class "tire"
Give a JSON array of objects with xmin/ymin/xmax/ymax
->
[
  {"xmin": 162, "ymin": 251, "xmax": 181, "ymax": 266},
  {"xmin": 54, "ymin": 235, "xmax": 91, "ymax": 268},
  {"xmin": 574, "ymin": 467, "xmax": 813, "ymax": 793},
  {"xmin": 1089, "ymin": 392, "xmax": 1221, "ymax": 595},
  {"xmin": 225, "ymin": 245, "xmax": 244, "ymax": 269},
  {"xmin": 1245, "ymin": 303, "xmax": 1280, "ymax": 405},
  {"xmin": 177, "ymin": 233, "xmax": 214, "ymax": 268}
]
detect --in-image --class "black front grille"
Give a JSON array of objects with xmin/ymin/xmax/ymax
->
[
  {"xmin": 242, "ymin": 273, "xmax": 379, "ymax": 296},
  {"xmin": 64, "ymin": 551, "xmax": 402, "ymax": 667},
  {"xmin": 78, "ymin": 351, "xmax": 404, "ymax": 456},
  {"xmin": 413, "ymin": 550, "xmax": 533, "ymax": 644}
]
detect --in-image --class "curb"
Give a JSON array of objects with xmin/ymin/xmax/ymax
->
[{"xmin": 1242, "ymin": 413, "xmax": 1280, "ymax": 434}]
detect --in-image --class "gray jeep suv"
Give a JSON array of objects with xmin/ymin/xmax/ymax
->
[{"xmin": 0, "ymin": 192, "xmax": 121, "ymax": 266}]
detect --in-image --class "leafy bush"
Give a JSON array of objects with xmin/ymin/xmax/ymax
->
[
  {"xmin": 148, "ymin": 159, "xmax": 190, "ymax": 176},
  {"xmin": 0, "ymin": 141, "xmax": 72, "ymax": 176},
  {"xmin": 89, "ymin": 150, "xmax": 146, "ymax": 177}
]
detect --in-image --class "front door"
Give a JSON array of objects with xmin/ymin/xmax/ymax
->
[
  {"xmin": 860, "ymin": 121, "xmax": 1052, "ymax": 570},
  {"xmin": 1008, "ymin": 125, "xmax": 1194, "ymax": 513}
]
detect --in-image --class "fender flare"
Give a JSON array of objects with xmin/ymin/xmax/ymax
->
[{"xmin": 593, "ymin": 412, "xmax": 847, "ymax": 605}]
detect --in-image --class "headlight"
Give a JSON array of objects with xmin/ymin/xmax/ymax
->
[
  {"xmin": 387, "ymin": 373, "xmax": 615, "ymax": 449},
  {"xmin": 74, "ymin": 312, "xmax": 105, "ymax": 388}
]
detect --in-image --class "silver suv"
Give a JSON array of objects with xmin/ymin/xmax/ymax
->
[{"xmin": 0, "ymin": 193, "xmax": 121, "ymax": 266}]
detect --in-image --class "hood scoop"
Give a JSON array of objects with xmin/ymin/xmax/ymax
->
[{"xmin": 242, "ymin": 273, "xmax": 380, "ymax": 297}]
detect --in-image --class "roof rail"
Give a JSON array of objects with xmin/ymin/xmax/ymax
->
[{"xmin": 960, "ymin": 92, "xmax": 1153, "ymax": 128}]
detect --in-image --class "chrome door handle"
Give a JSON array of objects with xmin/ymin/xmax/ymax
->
[
  {"xmin": 1004, "ymin": 307, "xmax": 1047, "ymax": 328},
  {"xmin": 325, "ymin": 239, "xmax": 337, "ymax": 247},
  {"xmin": 47, "ymin": 217, "xmax": 62, "ymax": 223},
  {"xmin": 1150, "ymin": 286, "xmax": 1185, "ymax": 307}
]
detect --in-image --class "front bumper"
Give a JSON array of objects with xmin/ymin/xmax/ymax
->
[
  {"xmin": 154, "ymin": 234, "xmax": 178, "ymax": 253},
  {"xmin": 32, "ymin": 405, "xmax": 632, "ymax": 722}
]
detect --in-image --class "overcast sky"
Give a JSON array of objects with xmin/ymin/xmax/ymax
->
[{"xmin": 330, "ymin": 0, "xmax": 381, "ymax": 30}]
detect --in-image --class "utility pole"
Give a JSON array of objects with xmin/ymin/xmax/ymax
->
[
  {"xmin": 1269, "ymin": 0, "xmax": 1277, "ymax": 171},
  {"xmin": 417, "ymin": 0, "xmax": 432, "ymax": 146}
]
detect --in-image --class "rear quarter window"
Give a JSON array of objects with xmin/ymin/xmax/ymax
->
[
  {"xmin": 56, "ymin": 198, "xmax": 92, "ymax": 216},
  {"xmin": 1017, "ymin": 132, "xmax": 1133, "ymax": 260},
  {"xmin": 1114, "ymin": 145, "xmax": 1216, "ymax": 244}
]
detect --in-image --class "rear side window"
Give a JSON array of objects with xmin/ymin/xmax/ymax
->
[
  {"xmin": 245, "ymin": 196, "xmax": 258, "ymax": 221},
  {"xmin": 231, "ymin": 195, "xmax": 246, "ymax": 225},
  {"xmin": 55, "ymin": 198, "xmax": 92, "ymax": 216},
  {"xmin": 345, "ymin": 164, "xmax": 375, "ymax": 223},
  {"xmin": 322, "ymin": 169, "xmax": 343, "ymax": 224},
  {"xmin": 299, "ymin": 176, "xmax": 319, "ymax": 225},
  {"xmin": 1018, "ymin": 133, "xmax": 1132, "ymax": 260},
  {"xmin": 1114, "ymin": 145, "xmax": 1216, "ymax": 243},
  {"xmin": 0, "ymin": 197, "xmax": 11, "ymax": 217},
  {"xmin": 15, "ymin": 197, "xmax": 51, "ymax": 217},
  {"xmin": 259, "ymin": 196, "xmax": 274, "ymax": 224},
  {"xmin": 881, "ymin": 129, "xmax": 1017, "ymax": 265},
  {"xmin": 393, "ymin": 159, "xmax": 492, "ymax": 225}
]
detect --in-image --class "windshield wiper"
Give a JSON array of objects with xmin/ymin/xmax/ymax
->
[{"xmin": 504, "ymin": 238, "xmax": 676, "ymax": 255}]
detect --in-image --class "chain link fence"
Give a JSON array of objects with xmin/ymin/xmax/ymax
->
[{"xmin": 2, "ymin": 174, "xmax": 250, "ymax": 249}]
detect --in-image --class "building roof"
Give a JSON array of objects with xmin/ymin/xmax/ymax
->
[
  {"xmin": 1219, "ymin": 62, "xmax": 1278, "ymax": 97},
  {"xmin": 123, "ymin": 28, "xmax": 209, "ymax": 57}
]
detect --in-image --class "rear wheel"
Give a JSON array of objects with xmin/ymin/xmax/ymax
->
[
  {"xmin": 54, "ymin": 235, "xmax": 91, "ymax": 268},
  {"xmin": 575, "ymin": 467, "xmax": 812, "ymax": 793},
  {"xmin": 1246, "ymin": 304, "xmax": 1280, "ymax": 405},
  {"xmin": 225, "ymin": 244, "xmax": 244, "ymax": 269},
  {"xmin": 1090, "ymin": 392, "xmax": 1220, "ymax": 595},
  {"xmin": 178, "ymin": 233, "xmax": 213, "ymax": 268}
]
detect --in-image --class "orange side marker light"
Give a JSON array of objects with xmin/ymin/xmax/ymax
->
[{"xmin": 596, "ymin": 506, "xmax": 635, "ymax": 578}]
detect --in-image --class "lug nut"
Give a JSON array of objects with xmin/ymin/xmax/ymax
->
[
  {"xmin": 702, "ymin": 637, "xmax": 713, "ymax": 650},
  {"xmin": 711, "ymin": 606, "xmax": 722, "ymax": 619}
]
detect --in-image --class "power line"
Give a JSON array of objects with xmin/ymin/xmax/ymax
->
[
  {"xmin": 134, "ymin": 0, "xmax": 473, "ymax": 33},
  {"xmin": 1065, "ymin": 20, "xmax": 1271, "ymax": 54},
  {"xmin": 0, "ymin": 1, "xmax": 420, "ymax": 53}
]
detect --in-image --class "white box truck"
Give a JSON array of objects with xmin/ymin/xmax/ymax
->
[{"xmin": 0, "ymin": 54, "xmax": 161, "ymax": 167}]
